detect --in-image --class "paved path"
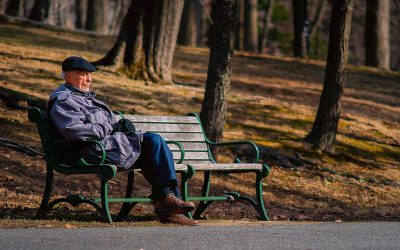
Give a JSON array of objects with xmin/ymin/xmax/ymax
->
[{"xmin": 1, "ymin": 222, "xmax": 399, "ymax": 249}]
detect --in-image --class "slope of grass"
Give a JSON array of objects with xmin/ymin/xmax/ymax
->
[{"xmin": 0, "ymin": 20, "xmax": 399, "ymax": 227}]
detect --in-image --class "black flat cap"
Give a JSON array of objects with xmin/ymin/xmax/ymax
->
[{"xmin": 62, "ymin": 56, "xmax": 96, "ymax": 72}]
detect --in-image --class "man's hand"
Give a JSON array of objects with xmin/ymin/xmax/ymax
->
[{"xmin": 113, "ymin": 119, "xmax": 136, "ymax": 134}]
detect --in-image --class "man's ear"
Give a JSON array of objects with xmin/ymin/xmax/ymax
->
[{"xmin": 64, "ymin": 72, "xmax": 72, "ymax": 82}]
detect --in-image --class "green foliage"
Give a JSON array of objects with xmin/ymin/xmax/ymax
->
[
  {"xmin": 309, "ymin": 34, "xmax": 329, "ymax": 60},
  {"xmin": 269, "ymin": 27, "xmax": 292, "ymax": 53},
  {"xmin": 271, "ymin": 1, "xmax": 290, "ymax": 23}
]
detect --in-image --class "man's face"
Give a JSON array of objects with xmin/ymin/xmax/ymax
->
[{"xmin": 65, "ymin": 70, "xmax": 92, "ymax": 92}]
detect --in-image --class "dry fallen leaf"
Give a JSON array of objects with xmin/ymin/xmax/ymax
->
[{"xmin": 64, "ymin": 224, "xmax": 78, "ymax": 229}]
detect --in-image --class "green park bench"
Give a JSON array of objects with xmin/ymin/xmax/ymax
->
[{"xmin": 28, "ymin": 107, "xmax": 271, "ymax": 223}]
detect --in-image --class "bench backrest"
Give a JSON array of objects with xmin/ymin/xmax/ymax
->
[{"xmin": 125, "ymin": 113, "xmax": 213, "ymax": 164}]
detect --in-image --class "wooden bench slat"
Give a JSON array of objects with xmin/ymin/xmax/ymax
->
[
  {"xmin": 125, "ymin": 115, "xmax": 199, "ymax": 124},
  {"xmin": 134, "ymin": 123, "xmax": 203, "ymax": 133},
  {"xmin": 156, "ymin": 132, "xmax": 205, "ymax": 142},
  {"xmin": 172, "ymin": 151, "xmax": 210, "ymax": 161},
  {"xmin": 175, "ymin": 163, "xmax": 263, "ymax": 171},
  {"xmin": 168, "ymin": 142, "xmax": 208, "ymax": 151}
]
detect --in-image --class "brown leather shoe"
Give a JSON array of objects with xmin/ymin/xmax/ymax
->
[
  {"xmin": 154, "ymin": 193, "xmax": 195, "ymax": 214},
  {"xmin": 158, "ymin": 214, "xmax": 199, "ymax": 226}
]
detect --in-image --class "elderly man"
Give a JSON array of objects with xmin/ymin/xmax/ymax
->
[{"xmin": 48, "ymin": 56, "xmax": 197, "ymax": 226}]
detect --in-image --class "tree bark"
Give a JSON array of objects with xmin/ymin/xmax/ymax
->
[
  {"xmin": 178, "ymin": 0, "xmax": 196, "ymax": 46},
  {"xmin": 47, "ymin": 0, "xmax": 73, "ymax": 28},
  {"xmin": 28, "ymin": 0, "xmax": 50, "ymax": 21},
  {"xmin": 5, "ymin": 0, "xmax": 24, "ymax": 17},
  {"xmin": 109, "ymin": 0, "xmax": 122, "ymax": 35},
  {"xmin": 365, "ymin": 0, "xmax": 390, "ymax": 70},
  {"xmin": 200, "ymin": 0, "xmax": 237, "ymax": 143},
  {"xmin": 75, "ymin": 0, "xmax": 87, "ymax": 29},
  {"xmin": 94, "ymin": 0, "xmax": 184, "ymax": 83},
  {"xmin": 258, "ymin": 0, "xmax": 275, "ymax": 53},
  {"xmin": 85, "ymin": 0, "xmax": 108, "ymax": 34},
  {"xmin": 235, "ymin": 0, "xmax": 243, "ymax": 51},
  {"xmin": 308, "ymin": 0, "xmax": 327, "ymax": 39},
  {"xmin": 243, "ymin": 0, "xmax": 258, "ymax": 52},
  {"xmin": 292, "ymin": 0, "xmax": 309, "ymax": 58},
  {"xmin": 194, "ymin": 0, "xmax": 207, "ymax": 46},
  {"xmin": 305, "ymin": 0, "xmax": 353, "ymax": 153}
]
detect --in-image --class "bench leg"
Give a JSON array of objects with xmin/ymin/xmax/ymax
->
[
  {"xmin": 100, "ymin": 178, "xmax": 113, "ymax": 223},
  {"xmin": 255, "ymin": 172, "xmax": 269, "ymax": 221},
  {"xmin": 34, "ymin": 166, "xmax": 54, "ymax": 219},
  {"xmin": 193, "ymin": 171, "xmax": 213, "ymax": 219},
  {"xmin": 180, "ymin": 165, "xmax": 195, "ymax": 220},
  {"xmin": 115, "ymin": 171, "xmax": 137, "ymax": 222}
]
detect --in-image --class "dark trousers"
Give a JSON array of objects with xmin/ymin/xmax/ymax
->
[{"xmin": 133, "ymin": 132, "xmax": 180, "ymax": 199}]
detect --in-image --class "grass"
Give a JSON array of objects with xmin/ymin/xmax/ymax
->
[{"xmin": 0, "ymin": 19, "xmax": 399, "ymax": 227}]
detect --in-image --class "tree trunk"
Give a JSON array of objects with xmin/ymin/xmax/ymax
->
[
  {"xmin": 365, "ymin": 0, "xmax": 390, "ymax": 70},
  {"xmin": 292, "ymin": 0, "xmax": 309, "ymax": 58},
  {"xmin": 85, "ymin": 0, "xmax": 108, "ymax": 34},
  {"xmin": 243, "ymin": 0, "xmax": 258, "ymax": 52},
  {"xmin": 235, "ymin": 0, "xmax": 243, "ymax": 51},
  {"xmin": 305, "ymin": 0, "xmax": 353, "ymax": 153},
  {"xmin": 258, "ymin": 0, "xmax": 275, "ymax": 53},
  {"xmin": 200, "ymin": 0, "xmax": 237, "ymax": 144},
  {"xmin": 194, "ymin": 0, "xmax": 208, "ymax": 46},
  {"xmin": 5, "ymin": 0, "xmax": 24, "ymax": 17},
  {"xmin": 47, "ymin": 0, "xmax": 73, "ymax": 28},
  {"xmin": 94, "ymin": 0, "xmax": 184, "ymax": 83},
  {"xmin": 309, "ymin": 0, "xmax": 327, "ymax": 38},
  {"xmin": 109, "ymin": 0, "xmax": 122, "ymax": 35},
  {"xmin": 75, "ymin": 0, "xmax": 87, "ymax": 29},
  {"xmin": 28, "ymin": 0, "xmax": 50, "ymax": 21},
  {"xmin": 178, "ymin": 0, "xmax": 196, "ymax": 46}
]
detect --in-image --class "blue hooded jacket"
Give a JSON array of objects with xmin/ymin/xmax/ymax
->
[{"xmin": 48, "ymin": 84, "xmax": 142, "ymax": 169}]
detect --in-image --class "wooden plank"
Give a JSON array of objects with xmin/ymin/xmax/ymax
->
[
  {"xmin": 172, "ymin": 151, "xmax": 210, "ymax": 161},
  {"xmin": 168, "ymin": 142, "xmax": 208, "ymax": 151},
  {"xmin": 134, "ymin": 123, "xmax": 202, "ymax": 133},
  {"xmin": 174, "ymin": 164, "xmax": 190, "ymax": 171},
  {"xmin": 125, "ymin": 115, "xmax": 199, "ymax": 124},
  {"xmin": 156, "ymin": 132, "xmax": 205, "ymax": 142},
  {"xmin": 183, "ymin": 163, "xmax": 263, "ymax": 171}
]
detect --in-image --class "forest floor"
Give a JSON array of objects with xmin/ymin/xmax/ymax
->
[{"xmin": 0, "ymin": 19, "xmax": 399, "ymax": 228}]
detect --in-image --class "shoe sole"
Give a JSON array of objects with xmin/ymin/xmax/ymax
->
[{"xmin": 155, "ymin": 205, "xmax": 195, "ymax": 215}]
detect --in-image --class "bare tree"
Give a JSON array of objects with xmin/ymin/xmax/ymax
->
[
  {"xmin": 178, "ymin": 0, "xmax": 196, "ymax": 46},
  {"xmin": 28, "ymin": 0, "xmax": 72, "ymax": 28},
  {"xmin": 85, "ymin": 0, "xmax": 108, "ymax": 34},
  {"xmin": 305, "ymin": 0, "xmax": 354, "ymax": 152},
  {"xmin": 75, "ymin": 0, "xmax": 87, "ymax": 29},
  {"xmin": 292, "ymin": 0, "xmax": 309, "ymax": 58},
  {"xmin": 5, "ymin": 0, "xmax": 24, "ymax": 17},
  {"xmin": 365, "ymin": 0, "xmax": 390, "ymax": 70},
  {"xmin": 308, "ymin": 0, "xmax": 327, "ymax": 39},
  {"xmin": 243, "ymin": 0, "xmax": 258, "ymax": 52},
  {"xmin": 200, "ymin": 0, "xmax": 237, "ymax": 143},
  {"xmin": 235, "ymin": 0, "xmax": 244, "ymax": 50},
  {"xmin": 258, "ymin": 0, "xmax": 275, "ymax": 53},
  {"xmin": 29, "ymin": 0, "xmax": 50, "ymax": 21},
  {"xmin": 94, "ymin": 0, "xmax": 184, "ymax": 83},
  {"xmin": 48, "ymin": 0, "xmax": 73, "ymax": 28}
]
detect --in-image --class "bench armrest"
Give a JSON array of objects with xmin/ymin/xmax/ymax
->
[
  {"xmin": 165, "ymin": 140, "xmax": 185, "ymax": 164},
  {"xmin": 49, "ymin": 138, "xmax": 107, "ymax": 165},
  {"xmin": 114, "ymin": 111, "xmax": 125, "ymax": 119},
  {"xmin": 208, "ymin": 140, "xmax": 260, "ymax": 163}
]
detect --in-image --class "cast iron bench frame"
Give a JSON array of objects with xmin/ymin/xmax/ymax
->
[{"xmin": 28, "ymin": 107, "xmax": 271, "ymax": 223}]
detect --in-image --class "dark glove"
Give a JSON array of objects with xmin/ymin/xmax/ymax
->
[{"xmin": 113, "ymin": 119, "xmax": 135, "ymax": 133}]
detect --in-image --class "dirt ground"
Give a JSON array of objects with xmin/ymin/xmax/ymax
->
[{"xmin": 0, "ymin": 20, "xmax": 399, "ymax": 228}]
